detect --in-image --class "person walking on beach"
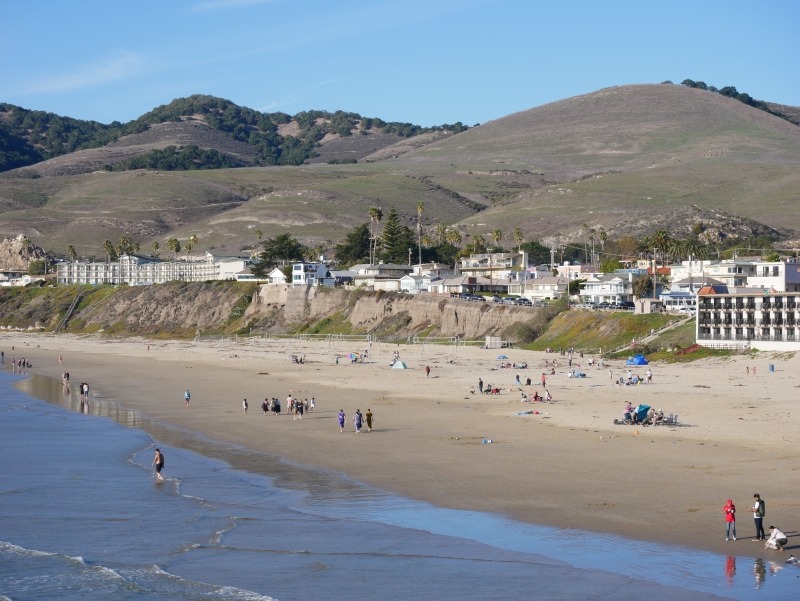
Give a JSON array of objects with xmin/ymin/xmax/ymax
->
[
  {"xmin": 353, "ymin": 409, "xmax": 363, "ymax": 433},
  {"xmin": 365, "ymin": 408, "xmax": 373, "ymax": 431},
  {"xmin": 723, "ymin": 499, "xmax": 737, "ymax": 541},
  {"xmin": 261, "ymin": 398, "xmax": 268, "ymax": 414},
  {"xmin": 184, "ymin": 389, "xmax": 191, "ymax": 407},
  {"xmin": 152, "ymin": 448, "xmax": 165, "ymax": 481},
  {"xmin": 426, "ymin": 365, "xmax": 431, "ymax": 378},
  {"xmin": 478, "ymin": 378, "xmax": 483, "ymax": 393},
  {"xmin": 337, "ymin": 409, "xmax": 346, "ymax": 432},
  {"xmin": 243, "ymin": 398, "xmax": 248, "ymax": 414},
  {"xmin": 750, "ymin": 494, "xmax": 766, "ymax": 541}
]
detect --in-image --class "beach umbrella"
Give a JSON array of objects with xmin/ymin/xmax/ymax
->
[{"xmin": 348, "ymin": 352, "xmax": 360, "ymax": 359}]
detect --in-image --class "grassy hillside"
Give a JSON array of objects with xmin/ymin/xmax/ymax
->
[{"xmin": 2, "ymin": 84, "xmax": 799, "ymax": 258}]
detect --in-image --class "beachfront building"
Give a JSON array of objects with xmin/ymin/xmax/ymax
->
[
  {"xmin": 520, "ymin": 276, "xmax": 569, "ymax": 301},
  {"xmin": 458, "ymin": 251, "xmax": 528, "ymax": 281},
  {"xmin": 267, "ymin": 268, "xmax": 287, "ymax": 284},
  {"xmin": 658, "ymin": 276, "xmax": 724, "ymax": 311},
  {"xmin": 746, "ymin": 260, "xmax": 800, "ymax": 292},
  {"xmin": 412, "ymin": 262, "xmax": 457, "ymax": 278},
  {"xmin": 56, "ymin": 252, "xmax": 255, "ymax": 285},
  {"xmin": 696, "ymin": 287, "xmax": 800, "ymax": 350},
  {"xmin": 577, "ymin": 273, "xmax": 635, "ymax": 305},
  {"xmin": 556, "ymin": 262, "xmax": 598, "ymax": 281},
  {"xmin": 291, "ymin": 262, "xmax": 329, "ymax": 287},
  {"xmin": 348, "ymin": 263, "xmax": 414, "ymax": 289},
  {"xmin": 399, "ymin": 273, "xmax": 441, "ymax": 294}
]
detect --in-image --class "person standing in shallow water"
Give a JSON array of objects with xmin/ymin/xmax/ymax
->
[
  {"xmin": 152, "ymin": 448, "xmax": 165, "ymax": 481},
  {"xmin": 723, "ymin": 499, "xmax": 736, "ymax": 541},
  {"xmin": 184, "ymin": 389, "xmax": 191, "ymax": 407}
]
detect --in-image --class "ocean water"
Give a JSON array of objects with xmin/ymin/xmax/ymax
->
[{"xmin": 1, "ymin": 370, "xmax": 797, "ymax": 601}]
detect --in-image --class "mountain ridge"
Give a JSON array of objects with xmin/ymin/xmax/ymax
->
[{"xmin": 1, "ymin": 84, "xmax": 798, "ymax": 258}]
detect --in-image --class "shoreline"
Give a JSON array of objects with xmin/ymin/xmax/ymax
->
[{"xmin": 5, "ymin": 331, "xmax": 799, "ymax": 556}]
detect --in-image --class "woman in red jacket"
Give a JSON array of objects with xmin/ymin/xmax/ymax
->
[{"xmin": 723, "ymin": 499, "xmax": 736, "ymax": 541}]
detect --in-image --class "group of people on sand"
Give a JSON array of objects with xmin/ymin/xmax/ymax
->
[
  {"xmin": 337, "ymin": 408, "xmax": 373, "ymax": 433},
  {"xmin": 722, "ymin": 495, "xmax": 789, "ymax": 551}
]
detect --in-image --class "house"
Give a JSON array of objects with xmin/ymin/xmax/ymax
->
[
  {"xmin": 696, "ymin": 287, "xmax": 800, "ymax": 350},
  {"xmin": 430, "ymin": 275, "xmax": 490, "ymax": 295},
  {"xmin": 458, "ymin": 251, "xmax": 528, "ymax": 281},
  {"xmin": 328, "ymin": 270, "xmax": 356, "ymax": 286},
  {"xmin": 578, "ymin": 273, "xmax": 635, "ymax": 305},
  {"xmin": 659, "ymin": 276, "xmax": 724, "ymax": 310},
  {"xmin": 523, "ymin": 276, "xmax": 569, "ymax": 301},
  {"xmin": 399, "ymin": 274, "xmax": 434, "ymax": 294},
  {"xmin": 746, "ymin": 260, "xmax": 800, "ymax": 292},
  {"xmin": 348, "ymin": 263, "xmax": 413, "ymax": 288},
  {"xmin": 291, "ymin": 262, "xmax": 329, "ymax": 286},
  {"xmin": 412, "ymin": 262, "xmax": 456, "ymax": 278},
  {"xmin": 268, "ymin": 268, "xmax": 287, "ymax": 284},
  {"xmin": 556, "ymin": 262, "xmax": 598, "ymax": 281}
]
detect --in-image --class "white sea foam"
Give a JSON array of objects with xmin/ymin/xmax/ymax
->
[{"xmin": 0, "ymin": 540, "xmax": 56, "ymax": 558}]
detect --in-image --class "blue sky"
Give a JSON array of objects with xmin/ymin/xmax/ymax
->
[{"xmin": 3, "ymin": 0, "xmax": 798, "ymax": 126}]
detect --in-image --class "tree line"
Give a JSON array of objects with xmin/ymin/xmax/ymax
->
[{"xmin": 0, "ymin": 95, "xmax": 470, "ymax": 173}]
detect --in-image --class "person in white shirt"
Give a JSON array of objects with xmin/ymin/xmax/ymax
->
[{"xmin": 765, "ymin": 526, "xmax": 788, "ymax": 551}]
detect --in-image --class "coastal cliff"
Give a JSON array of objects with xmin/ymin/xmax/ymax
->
[
  {"xmin": 245, "ymin": 285, "xmax": 550, "ymax": 340},
  {"xmin": 0, "ymin": 282, "xmax": 550, "ymax": 342}
]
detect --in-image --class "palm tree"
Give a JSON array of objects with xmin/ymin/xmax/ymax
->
[
  {"xmin": 184, "ymin": 235, "xmax": 198, "ymax": 257},
  {"xmin": 445, "ymin": 229, "xmax": 462, "ymax": 247},
  {"xmin": 434, "ymin": 222, "xmax": 447, "ymax": 245},
  {"xmin": 67, "ymin": 245, "xmax": 78, "ymax": 262},
  {"xmin": 471, "ymin": 234, "xmax": 486, "ymax": 254},
  {"xmin": 681, "ymin": 237, "xmax": 709, "ymax": 261},
  {"xmin": 416, "ymin": 201, "xmax": 425, "ymax": 265},
  {"xmin": 490, "ymin": 229, "xmax": 503, "ymax": 247},
  {"xmin": 651, "ymin": 229, "xmax": 671, "ymax": 267},
  {"xmin": 103, "ymin": 240, "xmax": 114, "ymax": 263},
  {"xmin": 151, "ymin": 241, "xmax": 160, "ymax": 257},
  {"xmin": 513, "ymin": 227, "xmax": 524, "ymax": 251},
  {"xmin": 255, "ymin": 229, "xmax": 263, "ymax": 242}
]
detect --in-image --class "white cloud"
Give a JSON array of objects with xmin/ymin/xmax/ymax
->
[{"xmin": 19, "ymin": 52, "xmax": 147, "ymax": 95}]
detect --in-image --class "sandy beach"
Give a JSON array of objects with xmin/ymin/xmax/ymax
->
[{"xmin": 4, "ymin": 331, "xmax": 799, "ymax": 556}]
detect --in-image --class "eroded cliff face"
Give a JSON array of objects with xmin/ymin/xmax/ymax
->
[
  {"xmin": 68, "ymin": 282, "xmax": 254, "ymax": 335},
  {"xmin": 0, "ymin": 235, "xmax": 47, "ymax": 271},
  {"xmin": 246, "ymin": 286, "xmax": 539, "ymax": 339}
]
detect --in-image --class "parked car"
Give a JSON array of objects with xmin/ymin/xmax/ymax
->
[
  {"xmin": 597, "ymin": 302, "xmax": 611, "ymax": 309},
  {"xmin": 502, "ymin": 296, "xmax": 519, "ymax": 305},
  {"xmin": 492, "ymin": 295, "xmax": 504, "ymax": 303},
  {"xmin": 469, "ymin": 295, "xmax": 486, "ymax": 302},
  {"xmin": 514, "ymin": 297, "xmax": 533, "ymax": 306}
]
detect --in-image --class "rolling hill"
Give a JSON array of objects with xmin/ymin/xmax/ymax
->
[{"xmin": 0, "ymin": 83, "xmax": 798, "ymax": 259}]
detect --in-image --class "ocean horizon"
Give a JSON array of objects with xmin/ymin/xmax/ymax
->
[{"xmin": 1, "ymin": 368, "xmax": 796, "ymax": 600}]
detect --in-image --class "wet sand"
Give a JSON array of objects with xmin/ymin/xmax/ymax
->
[{"xmin": 4, "ymin": 331, "xmax": 799, "ymax": 556}]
